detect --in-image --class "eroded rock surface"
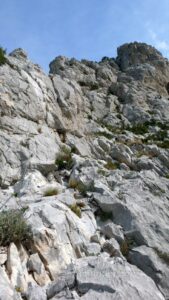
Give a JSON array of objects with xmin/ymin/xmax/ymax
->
[{"xmin": 0, "ymin": 42, "xmax": 169, "ymax": 299}]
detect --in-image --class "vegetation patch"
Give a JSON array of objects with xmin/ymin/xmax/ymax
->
[
  {"xmin": 104, "ymin": 160, "xmax": 119, "ymax": 170},
  {"xmin": 69, "ymin": 179, "xmax": 94, "ymax": 196},
  {"xmin": 120, "ymin": 237, "xmax": 136, "ymax": 258},
  {"xmin": 44, "ymin": 187, "xmax": 59, "ymax": 197},
  {"xmin": 154, "ymin": 248, "xmax": 169, "ymax": 265},
  {"xmin": 97, "ymin": 168, "xmax": 108, "ymax": 176},
  {"xmin": 55, "ymin": 145, "xmax": 74, "ymax": 170},
  {"xmin": 0, "ymin": 208, "xmax": 32, "ymax": 246},
  {"xmin": 77, "ymin": 182, "xmax": 94, "ymax": 196},
  {"xmin": 69, "ymin": 203, "xmax": 82, "ymax": 218},
  {"xmin": 95, "ymin": 209, "xmax": 113, "ymax": 222},
  {"xmin": 94, "ymin": 131, "xmax": 113, "ymax": 139},
  {"xmin": 0, "ymin": 47, "xmax": 7, "ymax": 66},
  {"xmin": 126, "ymin": 120, "xmax": 169, "ymax": 136},
  {"xmin": 126, "ymin": 123, "xmax": 149, "ymax": 135}
]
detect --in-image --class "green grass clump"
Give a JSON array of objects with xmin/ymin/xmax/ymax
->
[
  {"xmin": 165, "ymin": 174, "xmax": 169, "ymax": 179},
  {"xmin": 97, "ymin": 168, "xmax": 107, "ymax": 176},
  {"xmin": 120, "ymin": 237, "xmax": 135, "ymax": 258},
  {"xmin": 55, "ymin": 146, "xmax": 73, "ymax": 170},
  {"xmin": 120, "ymin": 240, "xmax": 130, "ymax": 257},
  {"xmin": 69, "ymin": 179, "xmax": 94, "ymax": 196},
  {"xmin": 44, "ymin": 187, "xmax": 58, "ymax": 197},
  {"xmin": 0, "ymin": 209, "xmax": 32, "ymax": 246},
  {"xmin": 0, "ymin": 47, "xmax": 6, "ymax": 66},
  {"xmin": 126, "ymin": 123, "xmax": 149, "ymax": 135},
  {"xmin": 157, "ymin": 140, "xmax": 169, "ymax": 149},
  {"xmin": 104, "ymin": 161, "xmax": 119, "ymax": 170},
  {"xmin": 154, "ymin": 248, "xmax": 169, "ymax": 265},
  {"xmin": 94, "ymin": 131, "xmax": 113, "ymax": 139},
  {"xmin": 69, "ymin": 203, "xmax": 82, "ymax": 218}
]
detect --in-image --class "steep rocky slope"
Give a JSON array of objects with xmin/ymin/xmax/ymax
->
[{"xmin": 0, "ymin": 42, "xmax": 169, "ymax": 300}]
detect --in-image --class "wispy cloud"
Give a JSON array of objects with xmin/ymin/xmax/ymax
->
[{"xmin": 147, "ymin": 26, "xmax": 169, "ymax": 57}]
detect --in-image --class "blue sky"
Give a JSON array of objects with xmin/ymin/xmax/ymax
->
[{"xmin": 1, "ymin": 0, "xmax": 169, "ymax": 72}]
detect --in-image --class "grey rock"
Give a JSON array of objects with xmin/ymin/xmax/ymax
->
[
  {"xmin": 75, "ymin": 256, "xmax": 164, "ymax": 299},
  {"xmin": 111, "ymin": 144, "xmax": 133, "ymax": 166},
  {"xmin": 116, "ymin": 42, "xmax": 165, "ymax": 71},
  {"xmin": 102, "ymin": 238, "xmax": 121, "ymax": 257},
  {"xmin": 0, "ymin": 266, "xmax": 22, "ymax": 300},
  {"xmin": 101, "ymin": 223, "xmax": 124, "ymax": 244},
  {"xmin": 1, "ymin": 43, "xmax": 169, "ymax": 298},
  {"xmin": 9, "ymin": 48, "xmax": 28, "ymax": 60},
  {"xmin": 26, "ymin": 283, "xmax": 47, "ymax": 300},
  {"xmin": 83, "ymin": 243, "xmax": 101, "ymax": 256},
  {"xmin": 47, "ymin": 269, "xmax": 75, "ymax": 299},
  {"xmin": 28, "ymin": 253, "xmax": 46, "ymax": 276},
  {"xmin": 128, "ymin": 245, "xmax": 169, "ymax": 299}
]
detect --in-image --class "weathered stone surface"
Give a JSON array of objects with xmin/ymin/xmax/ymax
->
[
  {"xmin": 128, "ymin": 246, "xmax": 169, "ymax": 299},
  {"xmin": 102, "ymin": 238, "xmax": 121, "ymax": 257},
  {"xmin": 75, "ymin": 257, "xmax": 164, "ymax": 299},
  {"xmin": 6, "ymin": 243, "xmax": 29, "ymax": 292},
  {"xmin": 0, "ymin": 266, "xmax": 22, "ymax": 300},
  {"xmin": 101, "ymin": 223, "xmax": 124, "ymax": 243},
  {"xmin": 83, "ymin": 242, "xmax": 101, "ymax": 256},
  {"xmin": 25, "ymin": 283, "xmax": 47, "ymax": 300},
  {"xmin": 1, "ymin": 43, "xmax": 169, "ymax": 299},
  {"xmin": 45, "ymin": 256, "xmax": 165, "ymax": 299},
  {"xmin": 28, "ymin": 253, "xmax": 50, "ymax": 286}
]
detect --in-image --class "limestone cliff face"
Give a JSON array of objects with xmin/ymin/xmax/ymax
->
[{"xmin": 0, "ymin": 43, "xmax": 169, "ymax": 300}]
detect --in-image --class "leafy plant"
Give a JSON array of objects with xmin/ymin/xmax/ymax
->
[
  {"xmin": 0, "ymin": 209, "xmax": 32, "ymax": 246},
  {"xmin": 44, "ymin": 187, "xmax": 58, "ymax": 197},
  {"xmin": 0, "ymin": 47, "xmax": 7, "ymax": 66}
]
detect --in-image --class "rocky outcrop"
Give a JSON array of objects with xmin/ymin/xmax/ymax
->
[{"xmin": 0, "ymin": 42, "xmax": 169, "ymax": 299}]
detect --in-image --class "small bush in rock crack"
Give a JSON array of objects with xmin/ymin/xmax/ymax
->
[
  {"xmin": 0, "ymin": 47, "xmax": 7, "ymax": 66},
  {"xmin": 69, "ymin": 203, "xmax": 82, "ymax": 218},
  {"xmin": 0, "ymin": 208, "xmax": 32, "ymax": 246},
  {"xmin": 55, "ymin": 146, "xmax": 73, "ymax": 170},
  {"xmin": 44, "ymin": 187, "xmax": 59, "ymax": 197}
]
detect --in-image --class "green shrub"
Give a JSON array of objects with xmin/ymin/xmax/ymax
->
[
  {"xmin": 0, "ymin": 209, "xmax": 32, "ymax": 246},
  {"xmin": 97, "ymin": 168, "xmax": 107, "ymax": 176},
  {"xmin": 0, "ymin": 47, "xmax": 7, "ymax": 66},
  {"xmin": 69, "ymin": 203, "xmax": 81, "ymax": 218},
  {"xmin": 154, "ymin": 248, "xmax": 169, "ymax": 265},
  {"xmin": 158, "ymin": 140, "xmax": 169, "ymax": 149},
  {"xmin": 94, "ymin": 131, "xmax": 113, "ymax": 139},
  {"xmin": 120, "ymin": 240, "xmax": 130, "ymax": 257},
  {"xmin": 126, "ymin": 123, "xmax": 149, "ymax": 135},
  {"xmin": 44, "ymin": 187, "xmax": 58, "ymax": 197},
  {"xmin": 104, "ymin": 161, "xmax": 119, "ymax": 170},
  {"xmin": 55, "ymin": 146, "xmax": 73, "ymax": 170},
  {"xmin": 77, "ymin": 181, "xmax": 94, "ymax": 196},
  {"xmin": 69, "ymin": 179, "xmax": 94, "ymax": 196},
  {"xmin": 100, "ymin": 211, "xmax": 113, "ymax": 222},
  {"xmin": 120, "ymin": 237, "xmax": 135, "ymax": 257}
]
